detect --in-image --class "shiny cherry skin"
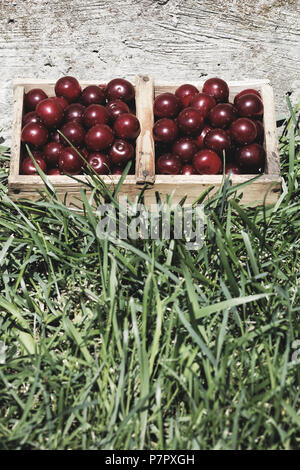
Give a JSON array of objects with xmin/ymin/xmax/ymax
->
[
  {"xmin": 209, "ymin": 103, "xmax": 237, "ymax": 129},
  {"xmin": 83, "ymin": 104, "xmax": 110, "ymax": 128},
  {"xmin": 48, "ymin": 168, "xmax": 62, "ymax": 175},
  {"xmin": 154, "ymin": 92, "xmax": 180, "ymax": 118},
  {"xmin": 105, "ymin": 78, "xmax": 135, "ymax": 103},
  {"xmin": 85, "ymin": 124, "xmax": 114, "ymax": 151},
  {"xmin": 253, "ymin": 119, "xmax": 264, "ymax": 143},
  {"xmin": 43, "ymin": 141, "xmax": 64, "ymax": 167},
  {"xmin": 204, "ymin": 128, "xmax": 231, "ymax": 154},
  {"xmin": 177, "ymin": 107, "xmax": 204, "ymax": 135},
  {"xmin": 52, "ymin": 96, "xmax": 69, "ymax": 110},
  {"xmin": 230, "ymin": 118, "xmax": 257, "ymax": 145},
  {"xmin": 36, "ymin": 98, "xmax": 64, "ymax": 128},
  {"xmin": 86, "ymin": 153, "xmax": 111, "ymax": 174},
  {"xmin": 58, "ymin": 146, "xmax": 83, "ymax": 174},
  {"xmin": 21, "ymin": 122, "xmax": 48, "ymax": 147},
  {"xmin": 235, "ymin": 143, "xmax": 265, "ymax": 171},
  {"xmin": 55, "ymin": 76, "xmax": 82, "ymax": 103},
  {"xmin": 153, "ymin": 118, "xmax": 178, "ymax": 143},
  {"xmin": 59, "ymin": 121, "xmax": 85, "ymax": 147},
  {"xmin": 24, "ymin": 88, "xmax": 48, "ymax": 111},
  {"xmin": 156, "ymin": 153, "xmax": 182, "ymax": 175},
  {"xmin": 202, "ymin": 78, "xmax": 229, "ymax": 103},
  {"xmin": 64, "ymin": 103, "xmax": 86, "ymax": 124},
  {"xmin": 22, "ymin": 111, "xmax": 41, "ymax": 127},
  {"xmin": 234, "ymin": 89, "xmax": 261, "ymax": 105},
  {"xmin": 175, "ymin": 84, "xmax": 199, "ymax": 108},
  {"xmin": 172, "ymin": 137, "xmax": 197, "ymax": 162},
  {"xmin": 192, "ymin": 149, "xmax": 222, "ymax": 174},
  {"xmin": 182, "ymin": 164, "xmax": 196, "ymax": 175},
  {"xmin": 190, "ymin": 93, "xmax": 216, "ymax": 118},
  {"xmin": 225, "ymin": 162, "xmax": 241, "ymax": 175},
  {"xmin": 21, "ymin": 155, "xmax": 47, "ymax": 175},
  {"xmin": 80, "ymin": 85, "xmax": 105, "ymax": 106},
  {"xmin": 109, "ymin": 139, "xmax": 134, "ymax": 165},
  {"xmin": 235, "ymin": 93, "xmax": 264, "ymax": 118},
  {"xmin": 114, "ymin": 113, "xmax": 140, "ymax": 140},
  {"xmin": 194, "ymin": 125, "xmax": 213, "ymax": 149},
  {"xmin": 106, "ymin": 100, "xmax": 130, "ymax": 120}
]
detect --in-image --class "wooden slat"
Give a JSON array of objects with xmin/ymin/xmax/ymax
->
[
  {"xmin": 10, "ymin": 85, "xmax": 24, "ymax": 178},
  {"xmin": 260, "ymin": 83, "xmax": 280, "ymax": 176}
]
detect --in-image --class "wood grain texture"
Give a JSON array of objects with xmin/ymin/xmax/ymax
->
[{"xmin": 0, "ymin": 0, "xmax": 300, "ymax": 144}]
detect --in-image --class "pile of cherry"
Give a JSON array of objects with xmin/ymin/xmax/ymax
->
[
  {"xmin": 20, "ymin": 76, "xmax": 140, "ymax": 175},
  {"xmin": 153, "ymin": 77, "xmax": 265, "ymax": 175}
]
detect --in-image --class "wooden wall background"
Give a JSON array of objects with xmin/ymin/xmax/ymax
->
[{"xmin": 0, "ymin": 0, "xmax": 299, "ymax": 143}]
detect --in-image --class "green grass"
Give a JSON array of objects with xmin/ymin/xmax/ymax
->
[{"xmin": 0, "ymin": 104, "xmax": 299, "ymax": 450}]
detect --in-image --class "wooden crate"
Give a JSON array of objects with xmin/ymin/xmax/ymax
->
[{"xmin": 8, "ymin": 76, "xmax": 281, "ymax": 207}]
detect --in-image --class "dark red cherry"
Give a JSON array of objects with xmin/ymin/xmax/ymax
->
[
  {"xmin": 156, "ymin": 153, "xmax": 182, "ymax": 174},
  {"xmin": 55, "ymin": 76, "xmax": 82, "ymax": 103},
  {"xmin": 154, "ymin": 92, "xmax": 180, "ymax": 118},
  {"xmin": 177, "ymin": 107, "xmax": 204, "ymax": 135},
  {"xmin": 59, "ymin": 121, "xmax": 85, "ymax": 147},
  {"xmin": 83, "ymin": 104, "xmax": 110, "ymax": 128},
  {"xmin": 80, "ymin": 85, "xmax": 105, "ymax": 106},
  {"xmin": 204, "ymin": 129, "xmax": 231, "ymax": 154},
  {"xmin": 253, "ymin": 119, "xmax": 264, "ymax": 143},
  {"xmin": 209, "ymin": 103, "xmax": 237, "ymax": 129},
  {"xmin": 105, "ymin": 78, "xmax": 135, "ymax": 103},
  {"xmin": 109, "ymin": 139, "xmax": 134, "ymax": 165},
  {"xmin": 235, "ymin": 143, "xmax": 265, "ymax": 171},
  {"xmin": 43, "ymin": 141, "xmax": 64, "ymax": 167},
  {"xmin": 175, "ymin": 84, "xmax": 199, "ymax": 108},
  {"xmin": 189, "ymin": 93, "xmax": 216, "ymax": 118},
  {"xmin": 21, "ymin": 155, "xmax": 47, "ymax": 175},
  {"xmin": 48, "ymin": 168, "xmax": 62, "ymax": 175},
  {"xmin": 22, "ymin": 111, "xmax": 41, "ymax": 127},
  {"xmin": 182, "ymin": 164, "xmax": 196, "ymax": 175},
  {"xmin": 21, "ymin": 122, "xmax": 48, "ymax": 147},
  {"xmin": 36, "ymin": 98, "xmax": 64, "ymax": 128},
  {"xmin": 112, "ymin": 167, "xmax": 124, "ymax": 175},
  {"xmin": 235, "ymin": 93, "xmax": 264, "ymax": 118},
  {"xmin": 192, "ymin": 149, "xmax": 222, "ymax": 174},
  {"xmin": 194, "ymin": 125, "xmax": 213, "ymax": 149},
  {"xmin": 153, "ymin": 118, "xmax": 178, "ymax": 143},
  {"xmin": 114, "ymin": 113, "xmax": 140, "ymax": 140},
  {"xmin": 49, "ymin": 129, "xmax": 61, "ymax": 143},
  {"xmin": 87, "ymin": 153, "xmax": 111, "ymax": 174},
  {"xmin": 58, "ymin": 146, "xmax": 83, "ymax": 174},
  {"xmin": 22, "ymin": 148, "xmax": 42, "ymax": 161},
  {"xmin": 52, "ymin": 96, "xmax": 69, "ymax": 110},
  {"xmin": 202, "ymin": 78, "xmax": 229, "ymax": 103},
  {"xmin": 85, "ymin": 124, "xmax": 114, "ymax": 151},
  {"xmin": 64, "ymin": 103, "xmax": 86, "ymax": 124},
  {"xmin": 106, "ymin": 100, "xmax": 130, "ymax": 120},
  {"xmin": 234, "ymin": 89, "xmax": 261, "ymax": 105},
  {"xmin": 225, "ymin": 162, "xmax": 241, "ymax": 175},
  {"xmin": 172, "ymin": 137, "xmax": 197, "ymax": 162},
  {"xmin": 230, "ymin": 118, "xmax": 257, "ymax": 145},
  {"xmin": 24, "ymin": 88, "xmax": 48, "ymax": 111}
]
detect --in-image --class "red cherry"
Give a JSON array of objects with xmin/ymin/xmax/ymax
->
[
  {"xmin": 253, "ymin": 119, "xmax": 264, "ymax": 143},
  {"xmin": 21, "ymin": 122, "xmax": 48, "ymax": 147},
  {"xmin": 86, "ymin": 153, "xmax": 111, "ymax": 174},
  {"xmin": 235, "ymin": 143, "xmax": 265, "ymax": 171},
  {"xmin": 58, "ymin": 146, "xmax": 83, "ymax": 174},
  {"xmin": 192, "ymin": 149, "xmax": 222, "ymax": 174},
  {"xmin": 43, "ymin": 141, "xmax": 64, "ymax": 167},
  {"xmin": 208, "ymin": 103, "xmax": 237, "ymax": 129},
  {"xmin": 52, "ymin": 96, "xmax": 69, "ymax": 110},
  {"xmin": 175, "ymin": 84, "xmax": 199, "ymax": 108},
  {"xmin": 21, "ymin": 155, "xmax": 47, "ymax": 175},
  {"xmin": 64, "ymin": 103, "xmax": 86, "ymax": 124},
  {"xmin": 83, "ymin": 104, "xmax": 110, "ymax": 128},
  {"xmin": 24, "ymin": 88, "xmax": 48, "ymax": 111},
  {"xmin": 182, "ymin": 164, "xmax": 196, "ymax": 175},
  {"xmin": 59, "ymin": 121, "xmax": 85, "ymax": 147},
  {"xmin": 156, "ymin": 153, "xmax": 182, "ymax": 175},
  {"xmin": 194, "ymin": 125, "xmax": 213, "ymax": 149},
  {"xmin": 235, "ymin": 93, "xmax": 264, "ymax": 118},
  {"xmin": 234, "ymin": 89, "xmax": 261, "ymax": 105},
  {"xmin": 85, "ymin": 124, "xmax": 114, "ymax": 151},
  {"xmin": 189, "ymin": 93, "xmax": 216, "ymax": 118},
  {"xmin": 36, "ymin": 98, "xmax": 64, "ymax": 128},
  {"xmin": 55, "ymin": 76, "xmax": 82, "ymax": 103},
  {"xmin": 177, "ymin": 107, "xmax": 204, "ymax": 136},
  {"xmin": 225, "ymin": 162, "xmax": 241, "ymax": 175},
  {"xmin": 172, "ymin": 137, "xmax": 198, "ymax": 162},
  {"xmin": 202, "ymin": 78, "xmax": 229, "ymax": 103},
  {"xmin": 153, "ymin": 92, "xmax": 180, "ymax": 118},
  {"xmin": 80, "ymin": 85, "xmax": 105, "ymax": 106},
  {"xmin": 22, "ymin": 148, "xmax": 42, "ymax": 160},
  {"xmin": 109, "ymin": 139, "xmax": 134, "ymax": 165},
  {"xmin": 112, "ymin": 167, "xmax": 124, "ymax": 175},
  {"xmin": 230, "ymin": 118, "xmax": 257, "ymax": 145},
  {"xmin": 204, "ymin": 129, "xmax": 231, "ymax": 154},
  {"xmin": 48, "ymin": 168, "xmax": 62, "ymax": 175},
  {"xmin": 22, "ymin": 111, "xmax": 41, "ymax": 127},
  {"xmin": 114, "ymin": 113, "xmax": 140, "ymax": 140},
  {"xmin": 105, "ymin": 78, "xmax": 135, "ymax": 102},
  {"xmin": 153, "ymin": 118, "xmax": 178, "ymax": 143},
  {"xmin": 106, "ymin": 100, "xmax": 130, "ymax": 120}
]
